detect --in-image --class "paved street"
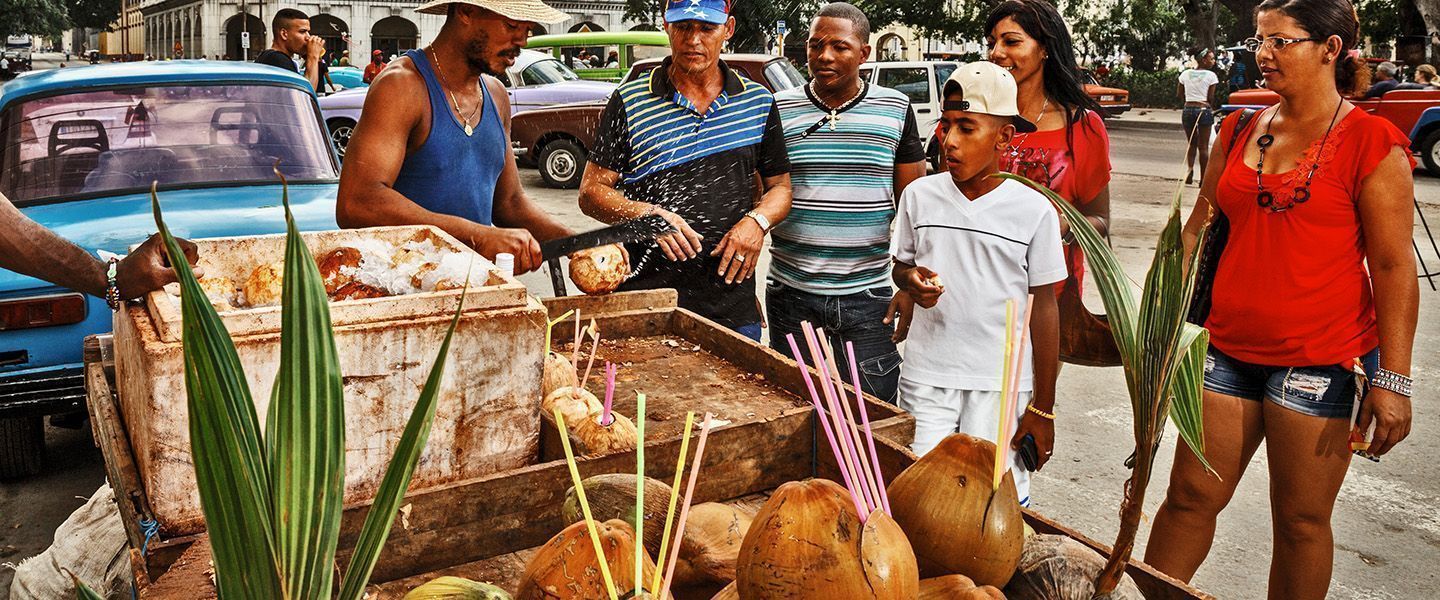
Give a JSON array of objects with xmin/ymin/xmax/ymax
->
[{"xmin": 3, "ymin": 117, "xmax": 1437, "ymax": 598}]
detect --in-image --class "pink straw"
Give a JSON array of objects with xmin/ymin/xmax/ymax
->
[
  {"xmin": 847, "ymin": 340, "xmax": 891, "ymax": 516},
  {"xmin": 601, "ymin": 362, "xmax": 616, "ymax": 426},
  {"xmin": 804, "ymin": 323, "xmax": 877, "ymax": 517},
  {"xmin": 786, "ymin": 333, "xmax": 867, "ymax": 519},
  {"xmin": 660, "ymin": 413, "xmax": 715, "ymax": 596},
  {"xmin": 818, "ymin": 330, "xmax": 881, "ymax": 516}
]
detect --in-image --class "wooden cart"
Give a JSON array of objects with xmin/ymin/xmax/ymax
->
[{"xmin": 84, "ymin": 291, "xmax": 1210, "ymax": 599}]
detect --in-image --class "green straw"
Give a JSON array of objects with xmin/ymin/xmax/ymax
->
[
  {"xmin": 650, "ymin": 412, "xmax": 695, "ymax": 594},
  {"xmin": 554, "ymin": 408, "xmax": 619, "ymax": 600}
]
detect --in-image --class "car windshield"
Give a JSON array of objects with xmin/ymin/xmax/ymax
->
[
  {"xmin": 764, "ymin": 61, "xmax": 806, "ymax": 91},
  {"xmin": 0, "ymin": 84, "xmax": 337, "ymax": 206},
  {"xmin": 522, "ymin": 59, "xmax": 581, "ymax": 86}
]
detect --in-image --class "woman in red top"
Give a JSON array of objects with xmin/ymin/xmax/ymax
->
[{"xmin": 1146, "ymin": 1, "xmax": 1417, "ymax": 597}]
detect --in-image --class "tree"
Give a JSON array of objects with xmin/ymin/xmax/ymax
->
[
  {"xmin": 1066, "ymin": 0, "xmax": 1190, "ymax": 71},
  {"xmin": 66, "ymin": 0, "xmax": 122, "ymax": 31},
  {"xmin": 0, "ymin": 0, "xmax": 68, "ymax": 39},
  {"xmin": 1180, "ymin": 0, "xmax": 1218, "ymax": 53}
]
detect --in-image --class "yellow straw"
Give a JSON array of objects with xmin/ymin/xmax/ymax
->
[
  {"xmin": 634, "ymin": 392, "xmax": 646, "ymax": 596},
  {"xmin": 554, "ymin": 408, "xmax": 619, "ymax": 600},
  {"xmin": 545, "ymin": 309, "xmax": 575, "ymax": 353},
  {"xmin": 650, "ymin": 412, "xmax": 695, "ymax": 594},
  {"xmin": 994, "ymin": 299, "xmax": 1016, "ymax": 491}
]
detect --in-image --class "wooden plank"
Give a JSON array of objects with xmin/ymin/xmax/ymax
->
[
  {"xmin": 82, "ymin": 335, "xmax": 153, "ymax": 566},
  {"xmin": 541, "ymin": 289, "xmax": 678, "ymax": 319}
]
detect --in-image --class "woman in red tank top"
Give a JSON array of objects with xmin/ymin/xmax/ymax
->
[{"xmin": 1145, "ymin": 1, "xmax": 1418, "ymax": 597}]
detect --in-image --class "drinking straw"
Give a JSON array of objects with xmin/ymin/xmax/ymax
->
[
  {"xmin": 545, "ymin": 309, "xmax": 575, "ymax": 353},
  {"xmin": 806, "ymin": 323, "xmax": 877, "ymax": 516},
  {"xmin": 994, "ymin": 300, "xmax": 1017, "ymax": 491},
  {"xmin": 634, "ymin": 392, "xmax": 646, "ymax": 596},
  {"xmin": 650, "ymin": 412, "xmax": 695, "ymax": 595},
  {"xmin": 660, "ymin": 413, "xmax": 715, "ymax": 597},
  {"xmin": 846, "ymin": 340, "xmax": 891, "ymax": 516},
  {"xmin": 554, "ymin": 408, "xmax": 619, "ymax": 600},
  {"xmin": 572, "ymin": 309, "xmax": 583, "ymax": 372},
  {"xmin": 581, "ymin": 321, "xmax": 602, "ymax": 389},
  {"xmin": 602, "ymin": 362, "xmax": 617, "ymax": 426},
  {"xmin": 786, "ymin": 334, "xmax": 866, "ymax": 519},
  {"xmin": 818, "ymin": 332, "xmax": 881, "ymax": 515}
]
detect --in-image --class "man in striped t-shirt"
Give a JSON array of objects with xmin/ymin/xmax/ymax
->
[
  {"xmin": 767, "ymin": 2, "xmax": 926, "ymax": 402},
  {"xmin": 579, "ymin": 0, "xmax": 791, "ymax": 340}
]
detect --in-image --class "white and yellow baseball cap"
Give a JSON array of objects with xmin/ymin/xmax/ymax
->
[{"xmin": 941, "ymin": 61, "xmax": 1037, "ymax": 133}]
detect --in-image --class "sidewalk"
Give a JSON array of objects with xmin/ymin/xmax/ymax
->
[{"xmin": 1105, "ymin": 107, "xmax": 1183, "ymax": 131}]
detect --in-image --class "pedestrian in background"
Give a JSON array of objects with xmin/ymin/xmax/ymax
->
[
  {"xmin": 1179, "ymin": 48, "xmax": 1219, "ymax": 185},
  {"xmin": 1399, "ymin": 63, "xmax": 1438, "ymax": 90},
  {"xmin": 363, "ymin": 49, "xmax": 387, "ymax": 83},
  {"xmin": 1147, "ymin": 1, "xmax": 1416, "ymax": 597},
  {"xmin": 254, "ymin": 8, "xmax": 327, "ymax": 92}
]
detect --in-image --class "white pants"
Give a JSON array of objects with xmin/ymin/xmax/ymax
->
[{"xmin": 898, "ymin": 377, "xmax": 1032, "ymax": 506}]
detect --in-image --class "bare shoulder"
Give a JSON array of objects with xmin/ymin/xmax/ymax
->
[
  {"xmin": 483, "ymin": 74, "xmax": 510, "ymax": 110},
  {"xmin": 368, "ymin": 56, "xmax": 425, "ymax": 101}
]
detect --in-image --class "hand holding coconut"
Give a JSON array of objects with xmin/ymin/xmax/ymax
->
[{"xmin": 650, "ymin": 207, "xmax": 704, "ymax": 262}]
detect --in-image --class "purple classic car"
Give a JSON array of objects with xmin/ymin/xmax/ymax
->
[{"xmin": 318, "ymin": 49, "xmax": 614, "ymax": 157}]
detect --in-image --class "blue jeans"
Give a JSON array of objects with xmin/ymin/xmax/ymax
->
[{"xmin": 765, "ymin": 280, "xmax": 902, "ymax": 403}]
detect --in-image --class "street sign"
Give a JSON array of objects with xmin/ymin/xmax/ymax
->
[
  {"xmin": 241, "ymin": 32, "xmax": 250, "ymax": 49},
  {"xmin": 776, "ymin": 20, "xmax": 787, "ymax": 35}
]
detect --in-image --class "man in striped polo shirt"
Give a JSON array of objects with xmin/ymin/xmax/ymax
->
[
  {"xmin": 768, "ymin": 2, "xmax": 926, "ymax": 402},
  {"xmin": 579, "ymin": 0, "xmax": 792, "ymax": 340}
]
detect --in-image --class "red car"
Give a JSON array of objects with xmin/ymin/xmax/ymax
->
[{"xmin": 511, "ymin": 54, "xmax": 805, "ymax": 188}]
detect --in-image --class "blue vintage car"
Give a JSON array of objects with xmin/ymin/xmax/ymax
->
[{"xmin": 0, "ymin": 61, "xmax": 340, "ymax": 477}]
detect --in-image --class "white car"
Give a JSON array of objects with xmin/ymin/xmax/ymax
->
[
  {"xmin": 859, "ymin": 60, "xmax": 960, "ymax": 169},
  {"xmin": 318, "ymin": 49, "xmax": 614, "ymax": 158}
]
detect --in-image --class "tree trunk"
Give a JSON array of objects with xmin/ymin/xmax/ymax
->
[
  {"xmin": 1417, "ymin": 0, "xmax": 1440, "ymax": 64},
  {"xmin": 1218, "ymin": 0, "xmax": 1259, "ymax": 42},
  {"xmin": 1094, "ymin": 450, "xmax": 1153, "ymax": 595},
  {"xmin": 1182, "ymin": 0, "xmax": 1218, "ymax": 54}
]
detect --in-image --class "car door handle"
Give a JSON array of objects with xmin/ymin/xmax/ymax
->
[{"xmin": 916, "ymin": 108, "xmax": 932, "ymax": 114}]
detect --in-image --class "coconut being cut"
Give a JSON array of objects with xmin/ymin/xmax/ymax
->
[{"xmin": 568, "ymin": 244, "xmax": 629, "ymax": 295}]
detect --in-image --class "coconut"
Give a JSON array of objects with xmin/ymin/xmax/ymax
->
[
  {"xmin": 561, "ymin": 473, "xmax": 673, "ymax": 554},
  {"xmin": 1002, "ymin": 534, "xmax": 1142, "ymax": 600},
  {"xmin": 735, "ymin": 478, "xmax": 918, "ymax": 599},
  {"xmin": 572, "ymin": 412, "xmax": 639, "ymax": 454},
  {"xmin": 543, "ymin": 352, "xmax": 579, "ymax": 398},
  {"xmin": 919, "ymin": 575, "xmax": 1005, "ymax": 599},
  {"xmin": 516, "ymin": 519, "xmax": 662, "ymax": 600},
  {"xmin": 710, "ymin": 582, "xmax": 738, "ymax": 600},
  {"xmin": 242, "ymin": 262, "xmax": 284, "ymax": 307},
  {"xmin": 543, "ymin": 386, "xmax": 602, "ymax": 427},
  {"xmin": 403, "ymin": 576, "xmax": 512, "ymax": 599},
  {"xmin": 569, "ymin": 244, "xmax": 629, "ymax": 295},
  {"xmin": 331, "ymin": 280, "xmax": 389, "ymax": 301},
  {"xmin": 668, "ymin": 502, "xmax": 753, "ymax": 587},
  {"xmin": 316, "ymin": 246, "xmax": 362, "ymax": 294},
  {"xmin": 197, "ymin": 276, "xmax": 237, "ymax": 312},
  {"xmin": 887, "ymin": 433, "xmax": 1024, "ymax": 587}
]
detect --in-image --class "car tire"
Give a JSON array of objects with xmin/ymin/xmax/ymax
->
[
  {"xmin": 0, "ymin": 416, "xmax": 44, "ymax": 479},
  {"xmin": 1421, "ymin": 129, "xmax": 1440, "ymax": 178},
  {"xmin": 327, "ymin": 118, "xmax": 357, "ymax": 160},
  {"xmin": 927, "ymin": 137, "xmax": 942, "ymax": 174},
  {"xmin": 538, "ymin": 139, "xmax": 586, "ymax": 189}
]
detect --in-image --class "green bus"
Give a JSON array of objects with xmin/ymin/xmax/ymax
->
[{"xmin": 525, "ymin": 31, "xmax": 670, "ymax": 83}]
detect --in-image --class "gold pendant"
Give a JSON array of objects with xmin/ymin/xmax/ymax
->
[{"xmin": 464, "ymin": 124, "xmax": 474, "ymax": 136}]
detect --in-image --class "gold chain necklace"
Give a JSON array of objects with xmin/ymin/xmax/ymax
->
[
  {"xmin": 809, "ymin": 80, "xmax": 865, "ymax": 131},
  {"xmin": 1008, "ymin": 99, "xmax": 1049, "ymax": 159},
  {"xmin": 428, "ymin": 47, "xmax": 483, "ymax": 136}
]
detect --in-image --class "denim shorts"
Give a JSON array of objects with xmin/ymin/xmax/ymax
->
[
  {"xmin": 1202, "ymin": 346, "xmax": 1378, "ymax": 419},
  {"xmin": 1182, "ymin": 106, "xmax": 1214, "ymax": 135}
]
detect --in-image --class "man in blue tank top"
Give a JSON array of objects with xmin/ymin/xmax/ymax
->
[{"xmin": 336, "ymin": 0, "xmax": 580, "ymax": 274}]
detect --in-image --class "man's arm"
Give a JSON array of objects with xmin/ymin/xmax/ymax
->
[
  {"xmin": 712, "ymin": 172, "xmax": 791, "ymax": 284},
  {"xmin": 335, "ymin": 63, "xmax": 543, "ymax": 271},
  {"xmin": 304, "ymin": 37, "xmax": 325, "ymax": 91},
  {"xmin": 485, "ymin": 76, "xmax": 571, "ymax": 243},
  {"xmin": 0, "ymin": 193, "xmax": 196, "ymax": 299},
  {"xmin": 1011, "ymin": 283, "xmax": 1059, "ymax": 469},
  {"xmin": 894, "ymin": 109, "xmax": 928, "ymax": 201}
]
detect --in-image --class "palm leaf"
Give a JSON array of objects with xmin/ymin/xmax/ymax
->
[
  {"xmin": 337, "ymin": 278, "xmax": 469, "ymax": 600},
  {"xmin": 70, "ymin": 573, "xmax": 104, "ymax": 600},
  {"xmin": 266, "ymin": 175, "xmax": 348, "ymax": 599},
  {"xmin": 1133, "ymin": 198, "xmax": 1190, "ymax": 443},
  {"xmin": 152, "ymin": 185, "xmax": 284, "ymax": 598},
  {"xmin": 1168, "ymin": 324, "xmax": 1211, "ymax": 471}
]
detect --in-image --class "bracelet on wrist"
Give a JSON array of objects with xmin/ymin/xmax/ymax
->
[
  {"xmin": 105, "ymin": 258, "xmax": 122, "ymax": 311},
  {"xmin": 1026, "ymin": 404, "xmax": 1056, "ymax": 421},
  {"xmin": 1372, "ymin": 368, "xmax": 1413, "ymax": 398}
]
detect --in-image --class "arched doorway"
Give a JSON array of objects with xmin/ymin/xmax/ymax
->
[
  {"xmin": 371, "ymin": 16, "xmax": 418, "ymax": 60},
  {"xmin": 530, "ymin": 23, "xmax": 546, "ymax": 36},
  {"xmin": 568, "ymin": 22, "xmax": 604, "ymax": 33},
  {"xmin": 629, "ymin": 24, "xmax": 659, "ymax": 31},
  {"xmin": 310, "ymin": 14, "xmax": 349, "ymax": 63},
  {"xmin": 224, "ymin": 13, "xmax": 265, "ymax": 60},
  {"xmin": 565, "ymin": 22, "xmax": 606, "ymax": 68},
  {"xmin": 877, "ymin": 33, "xmax": 905, "ymax": 61}
]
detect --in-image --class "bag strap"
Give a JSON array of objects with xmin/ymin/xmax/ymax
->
[{"xmin": 1224, "ymin": 108, "xmax": 1258, "ymax": 154}]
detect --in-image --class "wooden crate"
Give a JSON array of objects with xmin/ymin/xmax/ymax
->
[{"xmin": 87, "ymin": 290, "xmax": 1209, "ymax": 600}]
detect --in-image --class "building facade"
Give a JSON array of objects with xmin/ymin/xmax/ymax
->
[{"xmin": 130, "ymin": 0, "xmax": 646, "ymax": 63}]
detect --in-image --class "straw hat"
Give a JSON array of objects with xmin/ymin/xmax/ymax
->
[{"xmin": 415, "ymin": 0, "xmax": 569, "ymax": 24}]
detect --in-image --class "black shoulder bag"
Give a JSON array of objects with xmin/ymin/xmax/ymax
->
[{"xmin": 1186, "ymin": 109, "xmax": 1258, "ymax": 326}]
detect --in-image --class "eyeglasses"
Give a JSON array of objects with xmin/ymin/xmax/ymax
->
[{"xmin": 1241, "ymin": 36, "xmax": 1324, "ymax": 53}]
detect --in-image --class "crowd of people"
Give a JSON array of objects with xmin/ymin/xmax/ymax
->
[{"xmin": 0, "ymin": 0, "xmax": 1420, "ymax": 597}]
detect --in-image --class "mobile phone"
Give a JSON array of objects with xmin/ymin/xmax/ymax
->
[{"xmin": 1018, "ymin": 433, "xmax": 1040, "ymax": 471}]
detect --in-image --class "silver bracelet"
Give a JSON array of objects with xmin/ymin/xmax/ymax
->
[{"xmin": 1372, "ymin": 368, "xmax": 1413, "ymax": 398}]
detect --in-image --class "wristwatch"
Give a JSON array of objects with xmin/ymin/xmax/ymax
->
[{"xmin": 745, "ymin": 210, "xmax": 771, "ymax": 233}]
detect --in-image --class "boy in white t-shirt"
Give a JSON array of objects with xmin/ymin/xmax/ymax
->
[{"xmin": 890, "ymin": 62, "xmax": 1066, "ymax": 506}]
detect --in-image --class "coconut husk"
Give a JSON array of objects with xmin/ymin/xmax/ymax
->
[
  {"xmin": 403, "ymin": 576, "xmax": 512, "ymax": 599},
  {"xmin": 1001, "ymin": 534, "xmax": 1142, "ymax": 600},
  {"xmin": 918, "ymin": 575, "xmax": 1007, "ymax": 599},
  {"xmin": 569, "ymin": 245, "xmax": 629, "ymax": 295},
  {"xmin": 542, "ymin": 386, "xmax": 601, "ymax": 427},
  {"xmin": 316, "ymin": 246, "xmax": 362, "ymax": 294},
  {"xmin": 572, "ymin": 412, "xmax": 639, "ymax": 454},
  {"xmin": 242, "ymin": 262, "xmax": 284, "ymax": 307},
  {"xmin": 562, "ymin": 473, "xmax": 674, "ymax": 555},
  {"xmin": 887, "ymin": 433, "xmax": 1025, "ymax": 587},
  {"xmin": 736, "ymin": 478, "xmax": 918, "ymax": 599},
  {"xmin": 543, "ymin": 352, "xmax": 579, "ymax": 398},
  {"xmin": 516, "ymin": 519, "xmax": 663, "ymax": 600},
  {"xmin": 668, "ymin": 502, "xmax": 754, "ymax": 587},
  {"xmin": 710, "ymin": 581, "xmax": 738, "ymax": 600}
]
